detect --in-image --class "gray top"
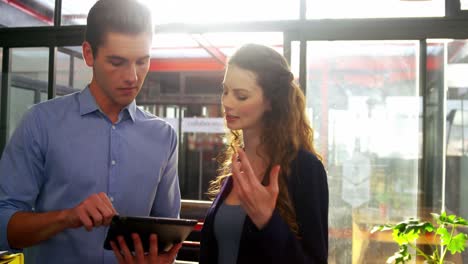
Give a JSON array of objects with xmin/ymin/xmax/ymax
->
[{"xmin": 214, "ymin": 202, "xmax": 246, "ymax": 264}]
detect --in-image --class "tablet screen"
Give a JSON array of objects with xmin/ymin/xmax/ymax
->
[{"xmin": 103, "ymin": 215, "xmax": 198, "ymax": 252}]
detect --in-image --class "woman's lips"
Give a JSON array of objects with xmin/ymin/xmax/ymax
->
[{"xmin": 225, "ymin": 115, "xmax": 239, "ymax": 122}]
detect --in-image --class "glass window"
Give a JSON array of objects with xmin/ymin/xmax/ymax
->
[
  {"xmin": 307, "ymin": 0, "xmax": 444, "ymax": 19},
  {"xmin": 61, "ymin": 0, "xmax": 97, "ymax": 25},
  {"xmin": 56, "ymin": 50, "xmax": 70, "ymax": 87},
  {"xmin": 138, "ymin": 32, "xmax": 283, "ymax": 199},
  {"xmin": 444, "ymin": 39, "xmax": 468, "ymax": 222},
  {"xmin": 300, "ymin": 40, "xmax": 422, "ymax": 262},
  {"xmin": 61, "ymin": 0, "xmax": 299, "ymax": 25},
  {"xmin": 0, "ymin": 1, "xmax": 54, "ymax": 27},
  {"xmin": 9, "ymin": 48, "xmax": 49, "ymax": 139},
  {"xmin": 462, "ymin": 0, "xmax": 468, "ymax": 10},
  {"xmin": 58, "ymin": 47, "xmax": 89, "ymax": 96}
]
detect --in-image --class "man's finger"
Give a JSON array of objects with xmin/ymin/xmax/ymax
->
[
  {"xmin": 98, "ymin": 192, "xmax": 118, "ymax": 214},
  {"xmin": 77, "ymin": 208, "xmax": 93, "ymax": 231},
  {"xmin": 95, "ymin": 193, "xmax": 117, "ymax": 226},
  {"xmin": 86, "ymin": 205, "xmax": 104, "ymax": 227}
]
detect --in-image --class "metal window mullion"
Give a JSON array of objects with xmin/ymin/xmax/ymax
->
[
  {"xmin": 419, "ymin": 39, "xmax": 428, "ymax": 210},
  {"xmin": 446, "ymin": 0, "xmax": 460, "ymax": 17},
  {"xmin": 299, "ymin": 37, "xmax": 306, "ymax": 94},
  {"xmin": 48, "ymin": 47, "xmax": 56, "ymax": 99},
  {"xmin": 69, "ymin": 54, "xmax": 74, "ymax": 88},
  {"xmin": 283, "ymin": 32, "xmax": 292, "ymax": 66},
  {"xmin": 54, "ymin": 0, "xmax": 62, "ymax": 26},
  {"xmin": 0, "ymin": 47, "xmax": 11, "ymax": 155}
]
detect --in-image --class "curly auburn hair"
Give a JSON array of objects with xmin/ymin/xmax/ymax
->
[{"xmin": 207, "ymin": 43, "xmax": 321, "ymax": 235}]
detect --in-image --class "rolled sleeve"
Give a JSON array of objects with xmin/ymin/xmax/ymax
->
[{"xmin": 0, "ymin": 108, "xmax": 43, "ymax": 250}]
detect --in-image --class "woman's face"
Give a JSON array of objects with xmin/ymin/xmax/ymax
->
[{"xmin": 221, "ymin": 65, "xmax": 270, "ymax": 133}]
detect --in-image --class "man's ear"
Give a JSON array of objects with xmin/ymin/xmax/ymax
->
[{"xmin": 82, "ymin": 41, "xmax": 94, "ymax": 67}]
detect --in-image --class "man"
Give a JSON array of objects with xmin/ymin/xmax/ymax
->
[{"xmin": 0, "ymin": 0, "xmax": 181, "ymax": 263}]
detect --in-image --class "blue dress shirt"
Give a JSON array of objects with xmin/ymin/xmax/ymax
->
[{"xmin": 0, "ymin": 87, "xmax": 181, "ymax": 264}]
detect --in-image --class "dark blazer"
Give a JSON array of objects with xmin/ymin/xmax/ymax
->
[{"xmin": 199, "ymin": 149, "xmax": 329, "ymax": 264}]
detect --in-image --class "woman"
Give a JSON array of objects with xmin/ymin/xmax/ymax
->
[{"xmin": 199, "ymin": 43, "xmax": 329, "ymax": 264}]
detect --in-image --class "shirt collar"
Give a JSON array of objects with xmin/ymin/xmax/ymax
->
[
  {"xmin": 124, "ymin": 101, "xmax": 137, "ymax": 122},
  {"xmin": 78, "ymin": 86, "xmax": 100, "ymax": 116},
  {"xmin": 78, "ymin": 86, "xmax": 137, "ymax": 122}
]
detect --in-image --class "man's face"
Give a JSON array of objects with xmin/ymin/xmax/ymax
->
[{"xmin": 83, "ymin": 32, "xmax": 152, "ymax": 110}]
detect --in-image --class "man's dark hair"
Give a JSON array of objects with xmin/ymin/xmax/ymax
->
[{"xmin": 85, "ymin": 0, "xmax": 153, "ymax": 57}]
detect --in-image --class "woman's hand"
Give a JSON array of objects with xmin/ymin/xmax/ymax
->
[
  {"xmin": 110, "ymin": 233, "xmax": 182, "ymax": 264},
  {"xmin": 231, "ymin": 148, "xmax": 281, "ymax": 229}
]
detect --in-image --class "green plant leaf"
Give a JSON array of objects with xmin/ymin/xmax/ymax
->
[
  {"xmin": 446, "ymin": 233, "xmax": 468, "ymax": 254},
  {"xmin": 434, "ymin": 212, "xmax": 468, "ymax": 226},
  {"xmin": 387, "ymin": 245, "xmax": 411, "ymax": 264},
  {"xmin": 374, "ymin": 211, "xmax": 468, "ymax": 264},
  {"xmin": 371, "ymin": 225, "xmax": 391, "ymax": 233},
  {"xmin": 437, "ymin": 227, "xmax": 451, "ymax": 246}
]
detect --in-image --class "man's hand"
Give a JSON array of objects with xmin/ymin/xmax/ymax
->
[
  {"xmin": 110, "ymin": 233, "xmax": 182, "ymax": 264},
  {"xmin": 6, "ymin": 192, "xmax": 117, "ymax": 248},
  {"xmin": 65, "ymin": 192, "xmax": 117, "ymax": 231}
]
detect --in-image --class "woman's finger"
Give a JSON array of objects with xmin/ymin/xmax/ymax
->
[
  {"xmin": 131, "ymin": 233, "xmax": 145, "ymax": 263},
  {"xmin": 267, "ymin": 165, "xmax": 280, "ymax": 196},
  {"xmin": 231, "ymin": 153, "xmax": 249, "ymax": 195},
  {"xmin": 236, "ymin": 148, "xmax": 258, "ymax": 185},
  {"xmin": 110, "ymin": 241, "xmax": 125, "ymax": 264},
  {"xmin": 164, "ymin": 243, "xmax": 183, "ymax": 263},
  {"xmin": 117, "ymin": 236, "xmax": 134, "ymax": 264},
  {"xmin": 148, "ymin": 234, "xmax": 159, "ymax": 263}
]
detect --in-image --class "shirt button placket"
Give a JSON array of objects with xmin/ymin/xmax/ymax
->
[{"xmin": 109, "ymin": 123, "xmax": 117, "ymax": 204}]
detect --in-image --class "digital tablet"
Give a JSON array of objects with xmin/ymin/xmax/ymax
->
[{"xmin": 103, "ymin": 215, "xmax": 198, "ymax": 252}]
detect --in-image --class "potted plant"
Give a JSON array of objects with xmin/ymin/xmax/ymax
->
[{"xmin": 371, "ymin": 211, "xmax": 468, "ymax": 264}]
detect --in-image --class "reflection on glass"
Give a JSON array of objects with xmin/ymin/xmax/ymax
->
[
  {"xmin": 61, "ymin": 0, "xmax": 298, "ymax": 25},
  {"xmin": 58, "ymin": 47, "xmax": 89, "ymax": 96},
  {"xmin": 304, "ymin": 40, "xmax": 421, "ymax": 263},
  {"xmin": 61, "ymin": 0, "xmax": 97, "ymax": 25},
  {"xmin": 56, "ymin": 50, "xmax": 70, "ymax": 87},
  {"xmin": 151, "ymin": 32, "xmax": 283, "ymax": 59},
  {"xmin": 0, "ymin": 1, "xmax": 53, "ymax": 27},
  {"xmin": 307, "ymin": 0, "xmax": 444, "ymax": 19},
  {"xmin": 9, "ymin": 48, "xmax": 49, "ymax": 139},
  {"xmin": 443, "ymin": 40, "xmax": 468, "ymax": 226}
]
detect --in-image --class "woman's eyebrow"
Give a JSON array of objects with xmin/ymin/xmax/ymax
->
[{"xmin": 223, "ymin": 85, "xmax": 249, "ymax": 92}]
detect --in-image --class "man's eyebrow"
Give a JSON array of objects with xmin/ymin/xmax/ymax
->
[
  {"xmin": 105, "ymin": 55, "xmax": 150, "ymax": 61},
  {"xmin": 138, "ymin": 55, "xmax": 151, "ymax": 60},
  {"xmin": 106, "ymin": 55, "xmax": 126, "ymax": 61}
]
